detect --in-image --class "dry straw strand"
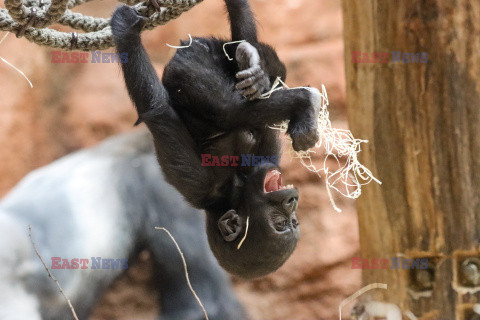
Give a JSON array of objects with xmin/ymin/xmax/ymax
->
[
  {"xmin": 0, "ymin": 32, "xmax": 33, "ymax": 88},
  {"xmin": 404, "ymin": 310, "xmax": 418, "ymax": 320},
  {"xmin": 28, "ymin": 225, "xmax": 79, "ymax": 320},
  {"xmin": 338, "ymin": 283, "xmax": 388, "ymax": 320},
  {"xmin": 0, "ymin": 32, "xmax": 8, "ymax": 45},
  {"xmin": 236, "ymin": 215, "xmax": 249, "ymax": 250},
  {"xmin": 222, "ymin": 39, "xmax": 246, "ymax": 61},
  {"xmin": 167, "ymin": 33, "xmax": 193, "ymax": 48},
  {"xmin": 155, "ymin": 226, "xmax": 209, "ymax": 320}
]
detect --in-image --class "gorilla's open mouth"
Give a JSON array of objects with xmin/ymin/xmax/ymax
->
[{"xmin": 263, "ymin": 169, "xmax": 294, "ymax": 193}]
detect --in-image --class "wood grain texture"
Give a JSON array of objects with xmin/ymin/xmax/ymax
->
[{"xmin": 341, "ymin": 0, "xmax": 480, "ymax": 318}]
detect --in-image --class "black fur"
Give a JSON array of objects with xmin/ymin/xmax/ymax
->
[{"xmin": 110, "ymin": 0, "xmax": 321, "ymax": 279}]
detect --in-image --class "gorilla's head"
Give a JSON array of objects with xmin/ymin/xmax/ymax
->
[{"xmin": 207, "ymin": 164, "xmax": 300, "ymax": 279}]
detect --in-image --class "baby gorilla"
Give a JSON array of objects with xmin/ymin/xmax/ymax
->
[{"xmin": 110, "ymin": 0, "xmax": 321, "ymax": 279}]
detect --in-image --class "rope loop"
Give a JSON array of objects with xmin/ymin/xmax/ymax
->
[{"xmin": 0, "ymin": 0, "xmax": 203, "ymax": 50}]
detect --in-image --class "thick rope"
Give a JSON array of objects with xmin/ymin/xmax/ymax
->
[
  {"xmin": 43, "ymin": 0, "xmax": 69, "ymax": 26},
  {"xmin": 5, "ymin": 0, "xmax": 69, "ymax": 27},
  {"xmin": 4, "ymin": 0, "xmax": 30, "ymax": 23},
  {"xmin": 0, "ymin": 0, "xmax": 203, "ymax": 50},
  {"xmin": 58, "ymin": 11, "xmax": 109, "ymax": 32}
]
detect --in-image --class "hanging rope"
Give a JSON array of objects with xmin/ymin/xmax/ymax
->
[{"xmin": 0, "ymin": 0, "xmax": 202, "ymax": 50}]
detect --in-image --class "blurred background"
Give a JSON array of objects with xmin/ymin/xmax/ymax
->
[{"xmin": 0, "ymin": 0, "xmax": 361, "ymax": 319}]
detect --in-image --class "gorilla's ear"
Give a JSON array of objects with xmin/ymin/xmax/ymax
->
[{"xmin": 218, "ymin": 209, "xmax": 243, "ymax": 242}]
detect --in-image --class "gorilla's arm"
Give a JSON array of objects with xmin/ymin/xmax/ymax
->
[
  {"xmin": 111, "ymin": 7, "xmax": 214, "ymax": 209},
  {"xmin": 225, "ymin": 0, "xmax": 257, "ymax": 43}
]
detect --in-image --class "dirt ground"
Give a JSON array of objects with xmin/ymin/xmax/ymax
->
[{"xmin": 0, "ymin": 0, "xmax": 362, "ymax": 318}]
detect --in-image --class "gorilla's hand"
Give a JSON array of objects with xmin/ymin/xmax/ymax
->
[
  {"xmin": 288, "ymin": 88, "xmax": 321, "ymax": 151},
  {"xmin": 111, "ymin": 5, "xmax": 146, "ymax": 40},
  {"xmin": 235, "ymin": 42, "xmax": 271, "ymax": 100}
]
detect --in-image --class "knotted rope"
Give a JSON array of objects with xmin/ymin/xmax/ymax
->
[{"xmin": 0, "ymin": 0, "xmax": 202, "ymax": 50}]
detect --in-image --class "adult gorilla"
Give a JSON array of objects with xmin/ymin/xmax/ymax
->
[{"xmin": 0, "ymin": 130, "xmax": 245, "ymax": 320}]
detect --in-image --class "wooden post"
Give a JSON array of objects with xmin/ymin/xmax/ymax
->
[{"xmin": 342, "ymin": 1, "xmax": 480, "ymax": 319}]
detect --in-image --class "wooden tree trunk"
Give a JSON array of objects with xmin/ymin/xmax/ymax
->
[{"xmin": 342, "ymin": 1, "xmax": 480, "ymax": 319}]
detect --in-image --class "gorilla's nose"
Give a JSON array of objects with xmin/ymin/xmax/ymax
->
[
  {"xmin": 283, "ymin": 194, "xmax": 298, "ymax": 214},
  {"xmin": 291, "ymin": 215, "xmax": 299, "ymax": 229}
]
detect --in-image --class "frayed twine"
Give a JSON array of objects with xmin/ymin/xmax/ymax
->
[
  {"xmin": 338, "ymin": 283, "xmax": 387, "ymax": 320},
  {"xmin": 155, "ymin": 227, "xmax": 209, "ymax": 320},
  {"xmin": 237, "ymin": 215, "xmax": 249, "ymax": 250},
  {"xmin": 0, "ymin": 32, "xmax": 33, "ymax": 88},
  {"xmin": 166, "ymin": 34, "xmax": 193, "ymax": 49},
  {"xmin": 266, "ymin": 77, "xmax": 381, "ymax": 212}
]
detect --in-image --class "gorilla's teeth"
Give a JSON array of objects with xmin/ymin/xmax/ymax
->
[{"xmin": 268, "ymin": 184, "xmax": 295, "ymax": 192}]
